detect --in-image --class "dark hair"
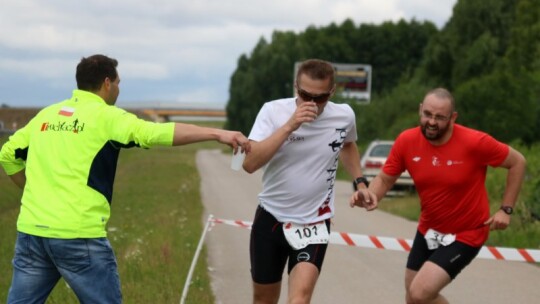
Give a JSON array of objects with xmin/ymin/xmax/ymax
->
[
  {"xmin": 426, "ymin": 87, "xmax": 456, "ymax": 112},
  {"xmin": 76, "ymin": 54, "xmax": 118, "ymax": 92},
  {"xmin": 296, "ymin": 59, "xmax": 335, "ymax": 88}
]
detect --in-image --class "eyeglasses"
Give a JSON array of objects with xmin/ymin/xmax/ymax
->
[
  {"xmin": 420, "ymin": 111, "xmax": 452, "ymax": 122},
  {"xmin": 297, "ymin": 87, "xmax": 331, "ymax": 103}
]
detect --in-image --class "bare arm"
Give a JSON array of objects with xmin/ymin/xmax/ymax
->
[
  {"xmin": 172, "ymin": 123, "xmax": 251, "ymax": 154},
  {"xmin": 242, "ymin": 125, "xmax": 293, "ymax": 173},
  {"xmin": 243, "ymin": 101, "xmax": 318, "ymax": 173},
  {"xmin": 498, "ymin": 147, "xmax": 527, "ymax": 207},
  {"xmin": 9, "ymin": 170, "xmax": 26, "ymax": 189},
  {"xmin": 338, "ymin": 142, "xmax": 363, "ymax": 180},
  {"xmin": 484, "ymin": 147, "xmax": 526, "ymax": 230},
  {"xmin": 369, "ymin": 172, "xmax": 399, "ymax": 201}
]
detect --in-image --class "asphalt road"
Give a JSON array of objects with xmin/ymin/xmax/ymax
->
[{"xmin": 196, "ymin": 149, "xmax": 540, "ymax": 304}]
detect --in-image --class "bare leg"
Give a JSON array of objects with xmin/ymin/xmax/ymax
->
[
  {"xmin": 253, "ymin": 281, "xmax": 282, "ymax": 304},
  {"xmin": 287, "ymin": 262, "xmax": 320, "ymax": 304},
  {"xmin": 405, "ymin": 262, "xmax": 451, "ymax": 304}
]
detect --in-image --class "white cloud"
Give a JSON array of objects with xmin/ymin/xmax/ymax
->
[
  {"xmin": 0, "ymin": 58, "xmax": 73, "ymax": 78},
  {"xmin": 0, "ymin": 0, "xmax": 457, "ymax": 106}
]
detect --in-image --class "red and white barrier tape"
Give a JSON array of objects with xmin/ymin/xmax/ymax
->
[{"xmin": 210, "ymin": 218, "xmax": 540, "ymax": 263}]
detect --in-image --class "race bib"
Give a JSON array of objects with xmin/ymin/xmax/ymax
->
[
  {"xmin": 283, "ymin": 221, "xmax": 330, "ymax": 250},
  {"xmin": 424, "ymin": 228, "xmax": 456, "ymax": 250}
]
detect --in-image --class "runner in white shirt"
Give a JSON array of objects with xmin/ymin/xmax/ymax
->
[{"xmin": 243, "ymin": 59, "xmax": 376, "ymax": 304}]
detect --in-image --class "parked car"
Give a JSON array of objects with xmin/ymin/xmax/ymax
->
[{"xmin": 360, "ymin": 140, "xmax": 414, "ymax": 193}]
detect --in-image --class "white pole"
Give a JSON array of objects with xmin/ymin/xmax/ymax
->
[{"xmin": 180, "ymin": 214, "xmax": 214, "ymax": 304}]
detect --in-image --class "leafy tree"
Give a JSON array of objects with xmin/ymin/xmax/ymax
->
[
  {"xmin": 420, "ymin": 0, "xmax": 516, "ymax": 89},
  {"xmin": 505, "ymin": 0, "xmax": 540, "ymax": 142},
  {"xmin": 418, "ymin": 0, "xmax": 539, "ymax": 144},
  {"xmin": 454, "ymin": 70, "xmax": 536, "ymax": 142}
]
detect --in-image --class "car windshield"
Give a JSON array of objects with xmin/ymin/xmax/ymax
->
[{"xmin": 370, "ymin": 144, "xmax": 392, "ymax": 157}]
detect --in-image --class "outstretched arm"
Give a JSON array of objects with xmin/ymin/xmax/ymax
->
[{"xmin": 172, "ymin": 123, "xmax": 251, "ymax": 154}]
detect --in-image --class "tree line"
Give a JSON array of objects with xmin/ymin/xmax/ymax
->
[{"xmin": 225, "ymin": 0, "xmax": 540, "ymax": 146}]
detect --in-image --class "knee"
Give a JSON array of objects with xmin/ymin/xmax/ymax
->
[
  {"xmin": 253, "ymin": 292, "xmax": 279, "ymax": 304},
  {"xmin": 406, "ymin": 286, "xmax": 437, "ymax": 304},
  {"xmin": 253, "ymin": 282, "xmax": 281, "ymax": 304},
  {"xmin": 288, "ymin": 294, "xmax": 312, "ymax": 304}
]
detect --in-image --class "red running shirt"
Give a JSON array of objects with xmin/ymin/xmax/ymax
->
[{"xmin": 383, "ymin": 124, "xmax": 509, "ymax": 247}]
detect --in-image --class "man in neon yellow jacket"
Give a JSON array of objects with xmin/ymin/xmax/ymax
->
[{"xmin": 0, "ymin": 54, "xmax": 250, "ymax": 303}]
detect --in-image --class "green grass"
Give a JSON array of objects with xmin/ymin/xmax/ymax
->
[{"xmin": 377, "ymin": 193, "xmax": 421, "ymax": 222}]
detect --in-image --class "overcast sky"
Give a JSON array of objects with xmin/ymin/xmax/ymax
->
[{"xmin": 0, "ymin": 0, "xmax": 457, "ymax": 109}]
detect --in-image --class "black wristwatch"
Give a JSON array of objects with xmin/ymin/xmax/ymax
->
[
  {"xmin": 500, "ymin": 206, "xmax": 513, "ymax": 215},
  {"xmin": 353, "ymin": 176, "xmax": 369, "ymax": 191}
]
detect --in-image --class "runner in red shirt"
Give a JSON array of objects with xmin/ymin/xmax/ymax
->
[{"xmin": 350, "ymin": 88, "xmax": 526, "ymax": 304}]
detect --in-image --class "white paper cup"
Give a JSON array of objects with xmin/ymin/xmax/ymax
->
[
  {"xmin": 230, "ymin": 150, "xmax": 246, "ymax": 171},
  {"xmin": 304, "ymin": 106, "xmax": 318, "ymax": 126}
]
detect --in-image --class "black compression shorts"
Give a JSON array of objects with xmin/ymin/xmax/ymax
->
[
  {"xmin": 407, "ymin": 230, "xmax": 481, "ymax": 279},
  {"xmin": 249, "ymin": 205, "xmax": 331, "ymax": 284}
]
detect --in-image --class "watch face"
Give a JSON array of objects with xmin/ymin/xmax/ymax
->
[{"xmin": 501, "ymin": 206, "xmax": 513, "ymax": 215}]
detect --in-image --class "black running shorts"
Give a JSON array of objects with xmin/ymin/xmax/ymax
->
[
  {"xmin": 406, "ymin": 230, "xmax": 481, "ymax": 279},
  {"xmin": 250, "ymin": 205, "xmax": 330, "ymax": 284}
]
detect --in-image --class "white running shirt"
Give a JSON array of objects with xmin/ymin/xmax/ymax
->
[{"xmin": 248, "ymin": 98, "xmax": 357, "ymax": 224}]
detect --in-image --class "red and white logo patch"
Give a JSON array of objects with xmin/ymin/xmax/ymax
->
[{"xmin": 58, "ymin": 106, "xmax": 75, "ymax": 117}]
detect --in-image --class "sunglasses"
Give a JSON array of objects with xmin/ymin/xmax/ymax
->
[{"xmin": 297, "ymin": 88, "xmax": 331, "ymax": 103}]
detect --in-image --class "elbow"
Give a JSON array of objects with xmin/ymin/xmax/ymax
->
[
  {"xmin": 510, "ymin": 147, "xmax": 527, "ymax": 169},
  {"xmin": 242, "ymin": 159, "xmax": 260, "ymax": 174},
  {"xmin": 243, "ymin": 163, "xmax": 257, "ymax": 174},
  {"xmin": 520, "ymin": 153, "xmax": 527, "ymax": 168}
]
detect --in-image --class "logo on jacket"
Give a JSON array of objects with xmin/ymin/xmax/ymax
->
[{"xmin": 41, "ymin": 119, "xmax": 85, "ymax": 134}]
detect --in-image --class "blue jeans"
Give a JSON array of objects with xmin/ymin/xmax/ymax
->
[{"xmin": 7, "ymin": 232, "xmax": 122, "ymax": 304}]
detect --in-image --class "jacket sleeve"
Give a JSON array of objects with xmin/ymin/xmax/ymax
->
[
  {"xmin": 0, "ymin": 123, "xmax": 33, "ymax": 175},
  {"xmin": 106, "ymin": 108, "xmax": 175, "ymax": 148}
]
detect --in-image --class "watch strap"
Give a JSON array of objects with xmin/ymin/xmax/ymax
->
[
  {"xmin": 353, "ymin": 176, "xmax": 369, "ymax": 191},
  {"xmin": 500, "ymin": 206, "xmax": 513, "ymax": 215}
]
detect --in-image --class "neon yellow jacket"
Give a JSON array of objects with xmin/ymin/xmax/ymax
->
[{"xmin": 0, "ymin": 90, "xmax": 175, "ymax": 238}]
